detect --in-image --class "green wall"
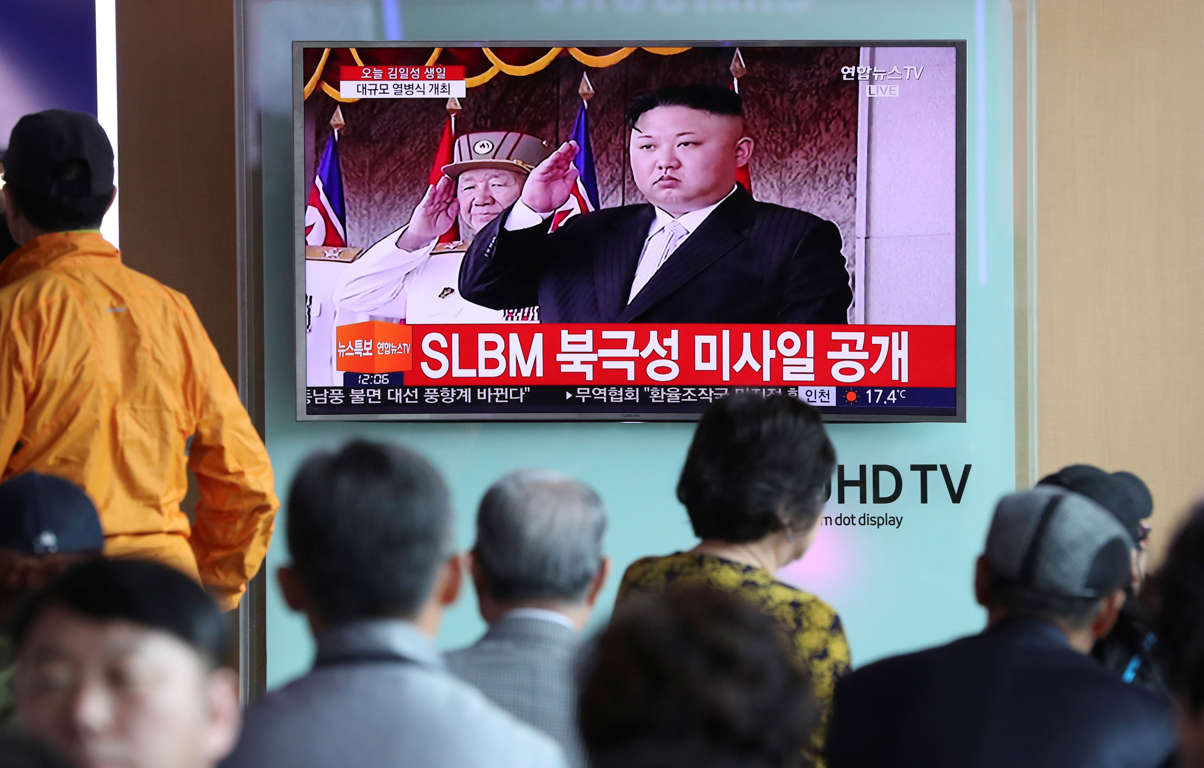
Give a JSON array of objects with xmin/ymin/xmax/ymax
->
[{"xmin": 245, "ymin": 0, "xmax": 1017, "ymax": 689}]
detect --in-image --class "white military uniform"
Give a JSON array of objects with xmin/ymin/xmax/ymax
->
[{"xmin": 334, "ymin": 224, "xmax": 538, "ymax": 324}]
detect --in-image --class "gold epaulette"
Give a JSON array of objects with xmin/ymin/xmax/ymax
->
[
  {"xmin": 305, "ymin": 245, "xmax": 363, "ymax": 262},
  {"xmin": 431, "ymin": 241, "xmax": 469, "ymax": 255}
]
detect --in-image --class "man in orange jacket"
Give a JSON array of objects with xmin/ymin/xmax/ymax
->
[{"xmin": 0, "ymin": 109, "xmax": 277, "ymax": 611}]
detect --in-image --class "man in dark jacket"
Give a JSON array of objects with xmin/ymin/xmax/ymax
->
[
  {"xmin": 827, "ymin": 487, "xmax": 1176, "ymax": 768},
  {"xmin": 1039, "ymin": 463, "xmax": 1166, "ymax": 696},
  {"xmin": 460, "ymin": 85, "xmax": 851, "ymax": 324}
]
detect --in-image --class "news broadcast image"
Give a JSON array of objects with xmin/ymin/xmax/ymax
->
[{"xmin": 297, "ymin": 43, "xmax": 963, "ymax": 421}]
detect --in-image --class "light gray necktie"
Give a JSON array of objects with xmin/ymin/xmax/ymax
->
[{"xmin": 628, "ymin": 219, "xmax": 689, "ymax": 303}]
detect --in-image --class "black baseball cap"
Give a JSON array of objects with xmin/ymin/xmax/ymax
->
[
  {"xmin": 0, "ymin": 472, "xmax": 104, "ymax": 556},
  {"xmin": 2, "ymin": 109, "xmax": 114, "ymax": 201},
  {"xmin": 1037, "ymin": 464, "xmax": 1153, "ymax": 546}
]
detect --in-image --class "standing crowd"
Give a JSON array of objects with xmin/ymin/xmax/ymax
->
[{"xmin": 2, "ymin": 109, "xmax": 1203, "ymax": 768}]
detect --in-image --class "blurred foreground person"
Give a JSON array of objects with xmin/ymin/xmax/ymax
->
[
  {"xmin": 827, "ymin": 487, "xmax": 1175, "ymax": 768},
  {"xmin": 222, "ymin": 440, "xmax": 565, "ymax": 768},
  {"xmin": 1039, "ymin": 463, "xmax": 1166, "ymax": 695},
  {"xmin": 579, "ymin": 585, "xmax": 815, "ymax": 768},
  {"xmin": 1152, "ymin": 503, "xmax": 1204, "ymax": 767},
  {"xmin": 0, "ymin": 472, "xmax": 104, "ymax": 722},
  {"xmin": 616, "ymin": 393, "xmax": 848, "ymax": 764},
  {"xmin": 12, "ymin": 559, "xmax": 240, "ymax": 768},
  {"xmin": 0, "ymin": 110, "xmax": 277, "ymax": 611},
  {"xmin": 447, "ymin": 470, "xmax": 609, "ymax": 766},
  {"xmin": 0, "ymin": 727, "xmax": 77, "ymax": 768}
]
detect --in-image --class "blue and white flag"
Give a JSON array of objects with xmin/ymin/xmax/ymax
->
[
  {"xmin": 551, "ymin": 100, "xmax": 600, "ymax": 231},
  {"xmin": 305, "ymin": 128, "xmax": 347, "ymax": 247}
]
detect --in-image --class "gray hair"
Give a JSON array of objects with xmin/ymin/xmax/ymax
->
[{"xmin": 474, "ymin": 470, "xmax": 607, "ymax": 603}]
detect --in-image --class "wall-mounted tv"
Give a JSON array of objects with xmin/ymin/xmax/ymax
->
[{"xmin": 296, "ymin": 41, "xmax": 964, "ymax": 421}]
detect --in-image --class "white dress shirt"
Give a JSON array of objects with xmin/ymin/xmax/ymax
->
[{"xmin": 505, "ymin": 185, "xmax": 739, "ymax": 304}]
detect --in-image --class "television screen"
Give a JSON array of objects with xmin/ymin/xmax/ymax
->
[{"xmin": 296, "ymin": 42, "xmax": 964, "ymax": 421}]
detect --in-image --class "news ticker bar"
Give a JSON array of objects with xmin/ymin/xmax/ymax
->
[{"xmin": 308, "ymin": 383, "xmax": 958, "ymax": 416}]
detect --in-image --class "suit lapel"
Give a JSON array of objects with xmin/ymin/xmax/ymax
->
[
  {"xmin": 594, "ymin": 206, "xmax": 655, "ymax": 320},
  {"xmin": 619, "ymin": 188, "xmax": 753, "ymax": 322}
]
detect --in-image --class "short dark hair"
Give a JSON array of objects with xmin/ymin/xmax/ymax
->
[
  {"xmin": 578, "ymin": 585, "xmax": 815, "ymax": 768},
  {"xmin": 12, "ymin": 558, "xmax": 229, "ymax": 667},
  {"xmin": 286, "ymin": 439, "xmax": 453, "ymax": 625},
  {"xmin": 677, "ymin": 394, "xmax": 835, "ymax": 543},
  {"xmin": 474, "ymin": 470, "xmax": 606, "ymax": 603},
  {"xmin": 1154, "ymin": 503, "xmax": 1204, "ymax": 713},
  {"xmin": 978, "ymin": 568, "xmax": 1105, "ymax": 630},
  {"xmin": 625, "ymin": 83, "xmax": 743, "ymax": 128},
  {"xmin": 5, "ymin": 176, "xmax": 110, "ymax": 232}
]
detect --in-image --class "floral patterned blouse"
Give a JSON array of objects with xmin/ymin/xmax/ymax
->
[{"xmin": 616, "ymin": 551, "xmax": 851, "ymax": 767}]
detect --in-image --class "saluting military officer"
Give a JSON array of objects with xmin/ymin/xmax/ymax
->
[{"xmin": 335, "ymin": 131, "xmax": 551, "ymax": 324}]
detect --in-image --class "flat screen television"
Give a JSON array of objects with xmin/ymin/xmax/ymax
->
[{"xmin": 296, "ymin": 41, "xmax": 964, "ymax": 421}]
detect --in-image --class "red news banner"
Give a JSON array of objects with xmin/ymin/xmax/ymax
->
[{"xmin": 335, "ymin": 323, "xmax": 956, "ymax": 388}]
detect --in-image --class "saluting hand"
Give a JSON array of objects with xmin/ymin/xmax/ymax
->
[
  {"xmin": 396, "ymin": 174, "xmax": 458, "ymax": 251},
  {"xmin": 521, "ymin": 140, "xmax": 579, "ymax": 214}
]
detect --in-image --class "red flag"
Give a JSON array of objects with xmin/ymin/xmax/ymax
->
[
  {"xmin": 730, "ymin": 78, "xmax": 752, "ymax": 194},
  {"xmin": 427, "ymin": 117, "xmax": 459, "ymax": 244}
]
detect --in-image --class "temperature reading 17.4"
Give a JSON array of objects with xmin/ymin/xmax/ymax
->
[{"xmin": 864, "ymin": 388, "xmax": 908, "ymax": 404}]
